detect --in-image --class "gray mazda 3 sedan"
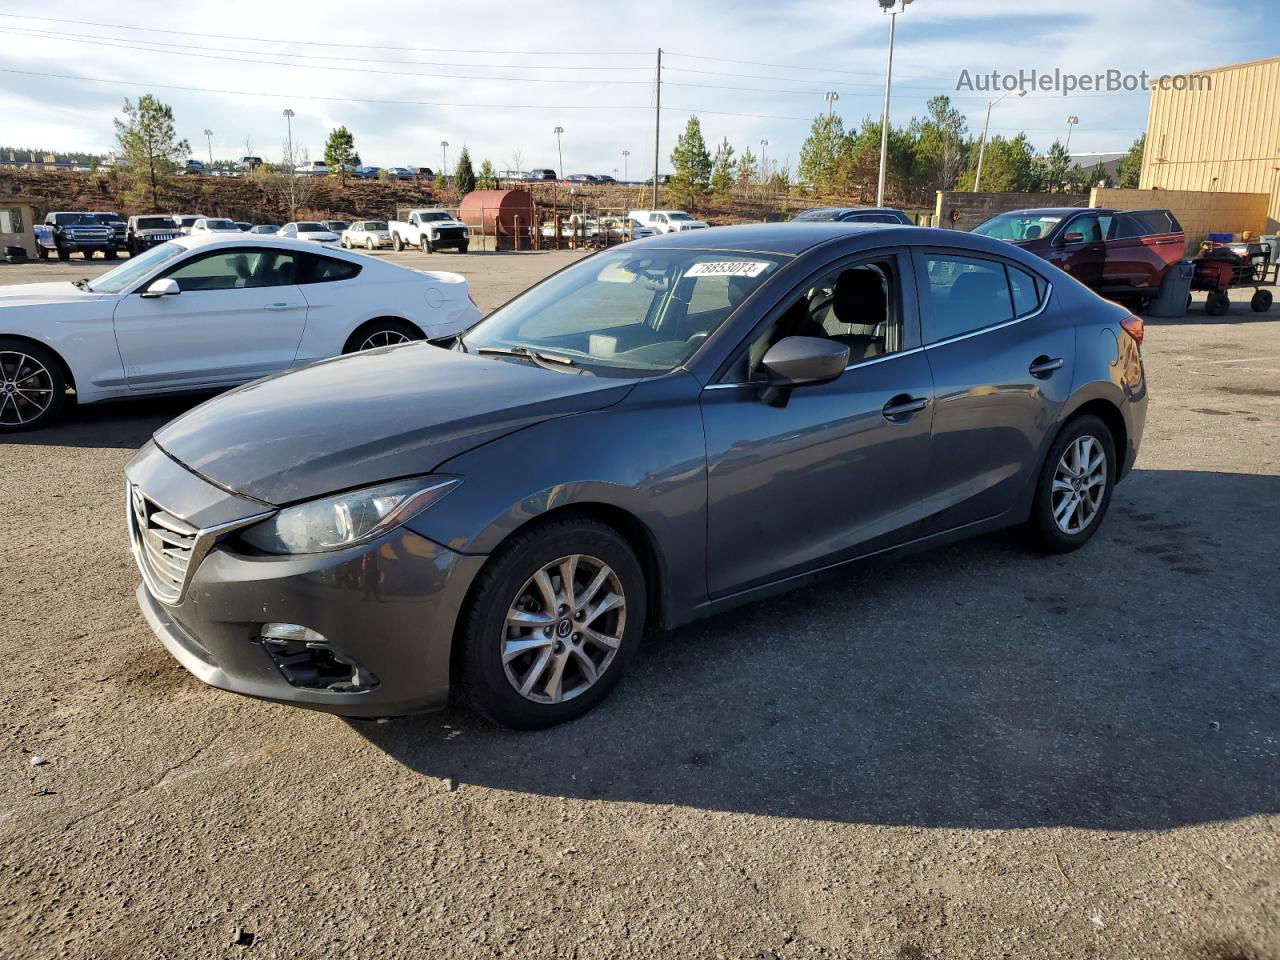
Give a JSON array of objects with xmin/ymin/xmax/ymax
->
[{"xmin": 126, "ymin": 223, "xmax": 1148, "ymax": 728}]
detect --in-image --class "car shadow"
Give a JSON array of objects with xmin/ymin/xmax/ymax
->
[
  {"xmin": 4, "ymin": 393, "xmax": 211, "ymax": 449},
  {"xmin": 351, "ymin": 468, "xmax": 1280, "ymax": 831}
]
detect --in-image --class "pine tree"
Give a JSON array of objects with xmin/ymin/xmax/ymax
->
[
  {"xmin": 1116, "ymin": 134, "xmax": 1144, "ymax": 188},
  {"xmin": 323, "ymin": 126, "xmax": 359, "ymax": 185},
  {"xmin": 736, "ymin": 147, "xmax": 758, "ymax": 189},
  {"xmin": 798, "ymin": 114, "xmax": 845, "ymax": 193},
  {"xmin": 709, "ymin": 138, "xmax": 735, "ymax": 198},
  {"xmin": 113, "ymin": 95, "xmax": 189, "ymax": 210},
  {"xmin": 454, "ymin": 146, "xmax": 476, "ymax": 195},
  {"xmin": 477, "ymin": 159, "xmax": 497, "ymax": 190},
  {"xmin": 669, "ymin": 116, "xmax": 712, "ymax": 208}
]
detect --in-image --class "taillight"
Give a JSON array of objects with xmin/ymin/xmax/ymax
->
[{"xmin": 1119, "ymin": 314, "xmax": 1144, "ymax": 345}]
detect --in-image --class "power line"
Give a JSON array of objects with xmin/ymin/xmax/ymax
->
[{"xmin": 0, "ymin": 12, "xmax": 650, "ymax": 56}]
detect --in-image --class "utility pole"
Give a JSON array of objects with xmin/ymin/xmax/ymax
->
[
  {"xmin": 1065, "ymin": 115, "xmax": 1079, "ymax": 152},
  {"xmin": 652, "ymin": 47, "xmax": 662, "ymax": 208},
  {"xmin": 282, "ymin": 109, "xmax": 294, "ymax": 163},
  {"xmin": 974, "ymin": 89, "xmax": 1025, "ymax": 191},
  {"xmin": 554, "ymin": 126, "xmax": 564, "ymax": 179},
  {"xmin": 759, "ymin": 138, "xmax": 768, "ymax": 189},
  {"xmin": 203, "ymin": 129, "xmax": 213, "ymax": 166}
]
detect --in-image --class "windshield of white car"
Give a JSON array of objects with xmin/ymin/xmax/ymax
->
[
  {"xmin": 86, "ymin": 242, "xmax": 186, "ymax": 294},
  {"xmin": 418, "ymin": 212, "xmax": 451, "ymax": 222},
  {"xmin": 297, "ymin": 222, "xmax": 325, "ymax": 231},
  {"xmin": 667, "ymin": 212, "xmax": 695, "ymax": 221},
  {"xmin": 364, "ymin": 221, "xmax": 388, "ymax": 230},
  {"xmin": 93, "ymin": 214, "xmax": 124, "ymax": 224},
  {"xmin": 177, "ymin": 217, "xmax": 200, "ymax": 227},
  {"xmin": 135, "ymin": 217, "xmax": 173, "ymax": 230},
  {"xmin": 53, "ymin": 214, "xmax": 98, "ymax": 226},
  {"xmin": 204, "ymin": 219, "xmax": 237, "ymax": 230},
  {"xmin": 462, "ymin": 249, "xmax": 783, "ymax": 378}
]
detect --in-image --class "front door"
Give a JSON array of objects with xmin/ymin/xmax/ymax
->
[
  {"xmin": 113, "ymin": 247, "xmax": 308, "ymax": 391},
  {"xmin": 1045, "ymin": 212, "xmax": 1105, "ymax": 288},
  {"xmin": 701, "ymin": 251, "xmax": 935, "ymax": 597}
]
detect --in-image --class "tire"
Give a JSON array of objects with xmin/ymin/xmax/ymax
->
[
  {"xmin": 56, "ymin": 246, "xmax": 70, "ymax": 262},
  {"xmin": 420, "ymin": 237, "xmax": 432, "ymax": 253},
  {"xmin": 1251, "ymin": 289, "xmax": 1272, "ymax": 313},
  {"xmin": 105, "ymin": 248, "xmax": 118, "ymax": 260},
  {"xmin": 365, "ymin": 238, "xmax": 374, "ymax": 250},
  {"xmin": 458, "ymin": 242, "xmax": 469, "ymax": 254},
  {"xmin": 392, "ymin": 233, "xmax": 404, "ymax": 252},
  {"xmin": 1026, "ymin": 414, "xmax": 1117, "ymax": 554},
  {"xmin": 0, "ymin": 338, "xmax": 67, "ymax": 432},
  {"xmin": 36, "ymin": 245, "xmax": 48, "ymax": 260},
  {"xmin": 456, "ymin": 518, "xmax": 646, "ymax": 729},
  {"xmin": 1205, "ymin": 291, "xmax": 1231, "ymax": 316},
  {"xmin": 341, "ymin": 237, "xmax": 350, "ymax": 249},
  {"xmin": 343, "ymin": 318, "xmax": 423, "ymax": 353}
]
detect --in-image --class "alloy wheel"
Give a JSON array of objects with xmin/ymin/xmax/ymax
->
[
  {"xmin": 0, "ymin": 351, "xmax": 55, "ymax": 427},
  {"xmin": 357, "ymin": 329, "xmax": 412, "ymax": 350},
  {"xmin": 1051, "ymin": 435, "xmax": 1107, "ymax": 535},
  {"xmin": 501, "ymin": 554, "xmax": 625, "ymax": 704}
]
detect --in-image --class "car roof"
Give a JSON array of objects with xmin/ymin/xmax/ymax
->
[
  {"xmin": 998, "ymin": 207, "xmax": 1107, "ymax": 217},
  {"xmin": 173, "ymin": 233, "xmax": 342, "ymax": 254},
  {"xmin": 798, "ymin": 206, "xmax": 905, "ymax": 216}
]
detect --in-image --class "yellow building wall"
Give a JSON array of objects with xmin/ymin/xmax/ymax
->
[{"xmin": 1140, "ymin": 57, "xmax": 1280, "ymax": 233}]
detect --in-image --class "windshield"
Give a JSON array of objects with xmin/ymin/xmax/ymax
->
[
  {"xmin": 297, "ymin": 222, "xmax": 325, "ymax": 231},
  {"xmin": 418, "ymin": 211, "xmax": 450, "ymax": 222},
  {"xmin": 463, "ymin": 249, "xmax": 784, "ymax": 377},
  {"xmin": 87, "ymin": 242, "xmax": 187, "ymax": 294},
  {"xmin": 252, "ymin": 225, "xmax": 278, "ymax": 232},
  {"xmin": 364, "ymin": 221, "xmax": 388, "ymax": 230},
  {"xmin": 667, "ymin": 212, "xmax": 694, "ymax": 221},
  {"xmin": 54, "ymin": 214, "xmax": 98, "ymax": 226},
  {"xmin": 327, "ymin": 221, "xmax": 350, "ymax": 230},
  {"xmin": 136, "ymin": 217, "xmax": 173, "ymax": 230},
  {"xmin": 972, "ymin": 213, "xmax": 1063, "ymax": 242},
  {"xmin": 205, "ymin": 219, "xmax": 237, "ymax": 230},
  {"xmin": 177, "ymin": 217, "xmax": 200, "ymax": 227},
  {"xmin": 94, "ymin": 213, "xmax": 124, "ymax": 224},
  {"xmin": 791, "ymin": 209, "xmax": 841, "ymax": 222}
]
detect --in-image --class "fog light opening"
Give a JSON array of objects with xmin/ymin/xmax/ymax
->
[{"xmin": 259, "ymin": 623, "xmax": 379, "ymax": 692}]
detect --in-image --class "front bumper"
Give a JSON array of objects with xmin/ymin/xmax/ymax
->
[{"xmin": 126, "ymin": 442, "xmax": 486, "ymax": 716}]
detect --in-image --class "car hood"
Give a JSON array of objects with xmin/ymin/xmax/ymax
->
[
  {"xmin": 154, "ymin": 345, "xmax": 635, "ymax": 505},
  {"xmin": 0, "ymin": 281, "xmax": 104, "ymax": 306},
  {"xmin": 298, "ymin": 231, "xmax": 340, "ymax": 241}
]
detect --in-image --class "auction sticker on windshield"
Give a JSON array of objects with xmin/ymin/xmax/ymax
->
[{"xmin": 685, "ymin": 260, "xmax": 770, "ymax": 278}]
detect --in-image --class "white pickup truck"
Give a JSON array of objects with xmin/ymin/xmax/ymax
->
[{"xmin": 388, "ymin": 209, "xmax": 470, "ymax": 253}]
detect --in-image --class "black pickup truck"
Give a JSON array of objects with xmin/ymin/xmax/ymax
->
[
  {"xmin": 34, "ymin": 211, "xmax": 118, "ymax": 260},
  {"xmin": 92, "ymin": 211, "xmax": 128, "ymax": 250}
]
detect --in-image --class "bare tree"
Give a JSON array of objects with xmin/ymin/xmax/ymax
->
[
  {"xmin": 510, "ymin": 148, "xmax": 524, "ymax": 178},
  {"xmin": 269, "ymin": 142, "xmax": 318, "ymax": 220}
]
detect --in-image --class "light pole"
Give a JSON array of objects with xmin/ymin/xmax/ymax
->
[
  {"xmin": 875, "ymin": 0, "xmax": 913, "ymax": 208},
  {"xmin": 554, "ymin": 126, "xmax": 564, "ymax": 180},
  {"xmin": 824, "ymin": 90, "xmax": 840, "ymax": 116},
  {"xmin": 1064, "ymin": 115, "xmax": 1079, "ymax": 152},
  {"xmin": 973, "ymin": 88, "xmax": 1026, "ymax": 191},
  {"xmin": 203, "ymin": 128, "xmax": 213, "ymax": 166},
  {"xmin": 440, "ymin": 140, "xmax": 449, "ymax": 176},
  {"xmin": 282, "ymin": 109, "xmax": 294, "ymax": 163},
  {"xmin": 622, "ymin": 149, "xmax": 630, "ymax": 180},
  {"xmin": 759, "ymin": 138, "xmax": 768, "ymax": 187}
]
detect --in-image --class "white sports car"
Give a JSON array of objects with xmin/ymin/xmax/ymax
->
[
  {"xmin": 278, "ymin": 221, "xmax": 341, "ymax": 245},
  {"xmin": 0, "ymin": 234, "xmax": 482, "ymax": 431}
]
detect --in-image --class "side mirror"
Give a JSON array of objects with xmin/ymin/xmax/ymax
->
[
  {"xmin": 141, "ymin": 278, "xmax": 180, "ymax": 298},
  {"xmin": 758, "ymin": 336, "xmax": 849, "ymax": 405},
  {"xmin": 1060, "ymin": 231, "xmax": 1085, "ymax": 245}
]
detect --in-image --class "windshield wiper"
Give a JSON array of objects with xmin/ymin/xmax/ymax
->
[{"xmin": 476, "ymin": 344, "xmax": 584, "ymax": 373}]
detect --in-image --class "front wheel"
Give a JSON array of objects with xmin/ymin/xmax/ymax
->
[
  {"xmin": 391, "ymin": 233, "xmax": 404, "ymax": 252},
  {"xmin": 458, "ymin": 242, "xmax": 469, "ymax": 254},
  {"xmin": 56, "ymin": 246, "xmax": 70, "ymax": 262},
  {"xmin": 0, "ymin": 339, "xmax": 67, "ymax": 432},
  {"xmin": 456, "ymin": 518, "xmax": 646, "ymax": 729},
  {"xmin": 341, "ymin": 237, "xmax": 350, "ymax": 249},
  {"xmin": 365, "ymin": 238, "xmax": 375, "ymax": 250},
  {"xmin": 1026, "ymin": 414, "xmax": 1116, "ymax": 554},
  {"xmin": 105, "ymin": 248, "xmax": 118, "ymax": 260},
  {"xmin": 420, "ymin": 237, "xmax": 433, "ymax": 253}
]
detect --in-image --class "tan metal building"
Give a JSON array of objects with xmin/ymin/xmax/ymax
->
[
  {"xmin": 1140, "ymin": 56, "xmax": 1280, "ymax": 233},
  {"xmin": 0, "ymin": 198, "xmax": 41, "ymax": 259}
]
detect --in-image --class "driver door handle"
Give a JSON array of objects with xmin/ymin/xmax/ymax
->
[
  {"xmin": 882, "ymin": 395, "xmax": 929, "ymax": 420},
  {"xmin": 264, "ymin": 302, "xmax": 298, "ymax": 311},
  {"xmin": 1029, "ymin": 356, "xmax": 1064, "ymax": 377}
]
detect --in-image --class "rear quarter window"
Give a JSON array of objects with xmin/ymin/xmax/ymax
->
[{"xmin": 304, "ymin": 255, "xmax": 362, "ymax": 283}]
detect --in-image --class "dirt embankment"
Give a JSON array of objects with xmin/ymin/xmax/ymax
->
[{"xmin": 0, "ymin": 168, "xmax": 438, "ymax": 223}]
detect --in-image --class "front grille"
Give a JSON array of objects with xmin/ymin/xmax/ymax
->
[
  {"xmin": 130, "ymin": 486, "xmax": 198, "ymax": 604},
  {"xmin": 435, "ymin": 226, "xmax": 465, "ymax": 241}
]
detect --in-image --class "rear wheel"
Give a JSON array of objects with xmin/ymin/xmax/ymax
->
[
  {"xmin": 1026, "ymin": 414, "xmax": 1116, "ymax": 554},
  {"xmin": 36, "ymin": 245, "xmax": 48, "ymax": 260},
  {"xmin": 0, "ymin": 340, "xmax": 66, "ymax": 432},
  {"xmin": 343, "ymin": 319, "xmax": 422, "ymax": 353},
  {"xmin": 457, "ymin": 518, "xmax": 646, "ymax": 729},
  {"xmin": 1251, "ymin": 289, "xmax": 1272, "ymax": 313}
]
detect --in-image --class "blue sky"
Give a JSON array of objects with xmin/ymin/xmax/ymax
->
[{"xmin": 0, "ymin": 0, "xmax": 1275, "ymax": 176}]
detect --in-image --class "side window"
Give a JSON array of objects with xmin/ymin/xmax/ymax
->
[
  {"xmin": 921, "ymin": 255, "xmax": 1013, "ymax": 342},
  {"xmin": 159, "ymin": 250, "xmax": 299, "ymax": 291},
  {"xmin": 1064, "ymin": 214, "xmax": 1101, "ymax": 243},
  {"xmin": 303, "ymin": 255, "xmax": 362, "ymax": 284},
  {"xmin": 1007, "ymin": 265, "xmax": 1046, "ymax": 317},
  {"xmin": 741, "ymin": 257, "xmax": 903, "ymax": 380}
]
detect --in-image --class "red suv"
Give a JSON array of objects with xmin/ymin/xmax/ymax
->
[{"xmin": 972, "ymin": 207, "xmax": 1184, "ymax": 305}]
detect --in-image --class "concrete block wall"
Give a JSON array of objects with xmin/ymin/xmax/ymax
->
[
  {"xmin": 1090, "ymin": 187, "xmax": 1271, "ymax": 254},
  {"xmin": 932, "ymin": 192, "xmax": 1088, "ymax": 231}
]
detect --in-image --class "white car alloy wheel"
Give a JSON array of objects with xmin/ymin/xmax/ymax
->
[
  {"xmin": 1051, "ymin": 435, "xmax": 1108, "ymax": 534},
  {"xmin": 366, "ymin": 238, "xmax": 374, "ymax": 250},
  {"xmin": 0, "ymin": 350, "xmax": 56, "ymax": 427},
  {"xmin": 357, "ymin": 329, "xmax": 413, "ymax": 350}
]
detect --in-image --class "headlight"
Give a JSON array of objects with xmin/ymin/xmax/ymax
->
[{"xmin": 239, "ymin": 477, "xmax": 459, "ymax": 555}]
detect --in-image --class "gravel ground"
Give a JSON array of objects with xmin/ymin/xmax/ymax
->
[{"xmin": 1, "ymin": 251, "xmax": 1277, "ymax": 960}]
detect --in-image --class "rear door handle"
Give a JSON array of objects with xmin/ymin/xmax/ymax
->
[
  {"xmin": 1029, "ymin": 356, "xmax": 1064, "ymax": 377},
  {"xmin": 264, "ymin": 302, "xmax": 299, "ymax": 311},
  {"xmin": 882, "ymin": 395, "xmax": 929, "ymax": 420}
]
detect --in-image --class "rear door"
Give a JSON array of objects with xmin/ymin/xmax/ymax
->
[
  {"xmin": 1103, "ymin": 210, "xmax": 1185, "ymax": 292},
  {"xmin": 1045, "ymin": 212, "xmax": 1105, "ymax": 288},
  {"xmin": 912, "ymin": 250, "xmax": 1075, "ymax": 531},
  {"xmin": 113, "ymin": 246, "xmax": 308, "ymax": 390}
]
